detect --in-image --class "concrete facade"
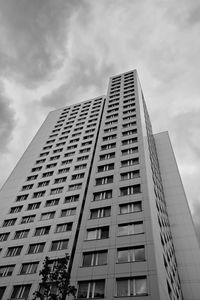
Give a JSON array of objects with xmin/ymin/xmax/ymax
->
[{"xmin": 0, "ymin": 70, "xmax": 199, "ymax": 300}]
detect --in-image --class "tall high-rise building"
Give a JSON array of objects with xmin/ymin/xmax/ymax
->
[{"xmin": 0, "ymin": 70, "xmax": 199, "ymax": 300}]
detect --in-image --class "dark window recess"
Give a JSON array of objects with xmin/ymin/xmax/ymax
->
[
  {"xmin": 120, "ymin": 184, "xmax": 141, "ymax": 196},
  {"xmin": 34, "ymin": 226, "xmax": 50, "ymax": 236},
  {"xmin": 86, "ymin": 226, "xmax": 109, "ymax": 240},
  {"xmin": 64, "ymin": 194, "xmax": 79, "ymax": 203},
  {"xmin": 93, "ymin": 190, "xmax": 112, "ymax": 201},
  {"xmin": 96, "ymin": 176, "xmax": 113, "ymax": 185},
  {"xmin": 97, "ymin": 163, "xmax": 114, "ymax": 172},
  {"xmin": 90, "ymin": 207, "xmax": 111, "ymax": 219}
]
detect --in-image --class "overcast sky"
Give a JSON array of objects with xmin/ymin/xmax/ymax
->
[{"xmin": 0, "ymin": 0, "xmax": 200, "ymax": 234}]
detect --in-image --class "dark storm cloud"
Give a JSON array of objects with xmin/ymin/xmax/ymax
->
[
  {"xmin": 41, "ymin": 59, "xmax": 114, "ymax": 109},
  {"xmin": 0, "ymin": 0, "xmax": 85, "ymax": 86},
  {"xmin": 0, "ymin": 90, "xmax": 16, "ymax": 152}
]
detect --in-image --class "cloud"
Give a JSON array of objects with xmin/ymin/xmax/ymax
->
[
  {"xmin": 0, "ymin": 0, "xmax": 200, "ymax": 240},
  {"xmin": 0, "ymin": 86, "xmax": 16, "ymax": 152},
  {"xmin": 0, "ymin": 0, "xmax": 84, "ymax": 86}
]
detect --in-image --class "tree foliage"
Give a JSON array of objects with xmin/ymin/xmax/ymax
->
[{"xmin": 33, "ymin": 253, "xmax": 76, "ymax": 300}]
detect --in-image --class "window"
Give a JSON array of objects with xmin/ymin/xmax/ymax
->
[
  {"xmin": 61, "ymin": 159, "xmax": 73, "ymax": 165},
  {"xmin": 53, "ymin": 148, "xmax": 63, "ymax": 154},
  {"xmin": 83, "ymin": 135, "xmax": 93, "ymax": 140},
  {"xmin": 74, "ymin": 164, "xmax": 87, "ymax": 170},
  {"xmin": 122, "ymin": 129, "xmax": 137, "ymax": 136},
  {"xmin": 50, "ymin": 187, "xmax": 63, "ymax": 195},
  {"xmin": 64, "ymin": 194, "xmax": 79, "ymax": 203},
  {"xmin": 90, "ymin": 207, "xmax": 111, "ymax": 219},
  {"xmin": 21, "ymin": 215, "xmax": 35, "ymax": 224},
  {"xmin": 82, "ymin": 251, "xmax": 107, "ymax": 267},
  {"xmin": 93, "ymin": 190, "xmax": 112, "ymax": 201},
  {"xmin": 64, "ymin": 151, "xmax": 75, "ymax": 157},
  {"xmin": 27, "ymin": 175, "xmax": 38, "ymax": 181},
  {"xmin": 54, "ymin": 177, "xmax": 67, "ymax": 184},
  {"xmin": 86, "ymin": 227, "xmax": 109, "ymax": 240},
  {"xmin": 101, "ymin": 143, "xmax": 116, "ymax": 151},
  {"xmin": 20, "ymin": 262, "xmax": 38, "ymax": 274},
  {"xmin": 79, "ymin": 148, "xmax": 90, "ymax": 154},
  {"xmin": 3, "ymin": 218, "xmax": 16, "ymax": 227},
  {"xmin": 122, "ymin": 137, "xmax": 138, "ymax": 146},
  {"xmin": 55, "ymin": 222, "xmax": 72, "ymax": 233},
  {"xmin": 11, "ymin": 285, "xmax": 31, "ymax": 299},
  {"xmin": 36, "ymin": 159, "xmax": 46, "ymax": 164},
  {"xmin": 42, "ymin": 171, "xmax": 53, "ymax": 177},
  {"xmin": 31, "ymin": 166, "xmax": 42, "ymax": 172},
  {"xmin": 122, "ymin": 121, "xmax": 136, "ymax": 128},
  {"xmin": 120, "ymin": 202, "xmax": 142, "ymax": 214},
  {"xmin": 117, "ymin": 246, "xmax": 145, "ymax": 263},
  {"xmin": 97, "ymin": 163, "xmax": 114, "ymax": 172},
  {"xmin": 16, "ymin": 194, "xmax": 28, "ymax": 202},
  {"xmin": 0, "ymin": 265, "xmax": 15, "ymax": 277},
  {"xmin": 40, "ymin": 212, "xmax": 55, "ymax": 221},
  {"xmin": 28, "ymin": 243, "xmax": 45, "ymax": 254},
  {"xmin": 38, "ymin": 180, "xmax": 49, "ymax": 187},
  {"xmin": 21, "ymin": 184, "xmax": 33, "ymax": 191},
  {"xmin": 120, "ymin": 185, "xmax": 141, "ymax": 196},
  {"xmin": 50, "ymin": 239, "xmax": 68, "ymax": 251},
  {"xmin": 72, "ymin": 173, "xmax": 84, "ymax": 180},
  {"xmin": 46, "ymin": 163, "xmax": 57, "ymax": 169},
  {"xmin": 96, "ymin": 175, "xmax": 113, "ymax": 185},
  {"xmin": 105, "ymin": 120, "xmax": 118, "ymax": 126},
  {"xmin": 60, "ymin": 208, "xmax": 76, "ymax": 217},
  {"xmin": 0, "ymin": 232, "xmax": 9, "ymax": 241},
  {"xmin": 99, "ymin": 152, "xmax": 115, "ymax": 161},
  {"xmin": 118, "ymin": 222, "xmax": 143, "ymax": 236},
  {"xmin": 68, "ymin": 183, "xmax": 82, "ymax": 191},
  {"xmin": 10, "ymin": 206, "xmax": 22, "ymax": 213},
  {"xmin": 33, "ymin": 191, "xmax": 45, "ymax": 198},
  {"xmin": 123, "ymin": 114, "xmax": 136, "ymax": 121},
  {"xmin": 77, "ymin": 155, "xmax": 89, "ymax": 161},
  {"xmin": 58, "ymin": 167, "xmax": 70, "ymax": 174},
  {"xmin": 77, "ymin": 280, "xmax": 105, "ymax": 299},
  {"xmin": 14, "ymin": 230, "xmax": 29, "ymax": 239},
  {"xmin": 46, "ymin": 198, "xmax": 59, "ymax": 207},
  {"xmin": 34, "ymin": 226, "xmax": 50, "ymax": 236},
  {"xmin": 121, "ymin": 147, "xmax": 138, "ymax": 156},
  {"xmin": 6, "ymin": 246, "xmax": 23, "ymax": 256},
  {"xmin": 43, "ymin": 145, "xmax": 53, "ymax": 150},
  {"xmin": 0, "ymin": 287, "xmax": 6, "ymax": 300},
  {"xmin": 102, "ymin": 134, "xmax": 117, "ymax": 141},
  {"xmin": 120, "ymin": 170, "xmax": 140, "ymax": 180},
  {"xmin": 82, "ymin": 141, "xmax": 92, "ymax": 147},
  {"xmin": 116, "ymin": 277, "xmax": 147, "ymax": 296},
  {"xmin": 27, "ymin": 202, "xmax": 41, "ymax": 210},
  {"xmin": 121, "ymin": 158, "xmax": 139, "ymax": 167}
]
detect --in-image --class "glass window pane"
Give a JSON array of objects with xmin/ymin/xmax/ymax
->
[
  {"xmin": 98, "ymin": 252, "xmax": 107, "ymax": 265},
  {"xmin": 91, "ymin": 210, "xmax": 98, "ymax": 219},
  {"xmin": 78, "ymin": 282, "xmax": 88, "ymax": 298},
  {"xmin": 134, "ymin": 202, "xmax": 142, "ymax": 212},
  {"xmin": 135, "ymin": 278, "xmax": 147, "ymax": 295},
  {"xmin": 94, "ymin": 280, "xmax": 105, "ymax": 298},
  {"xmin": 87, "ymin": 230, "xmax": 96, "ymax": 240},
  {"xmin": 119, "ymin": 225, "xmax": 128, "ymax": 236},
  {"xmin": 83, "ymin": 253, "xmax": 93, "ymax": 267},
  {"xmin": 135, "ymin": 247, "xmax": 145, "ymax": 261},
  {"xmin": 134, "ymin": 223, "xmax": 143, "ymax": 234},
  {"xmin": 117, "ymin": 279, "xmax": 128, "ymax": 296},
  {"xmin": 118, "ymin": 249, "xmax": 129, "ymax": 262},
  {"xmin": 101, "ymin": 228, "xmax": 109, "ymax": 239},
  {"xmin": 120, "ymin": 205, "xmax": 128, "ymax": 214},
  {"xmin": 104, "ymin": 208, "xmax": 110, "ymax": 217}
]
